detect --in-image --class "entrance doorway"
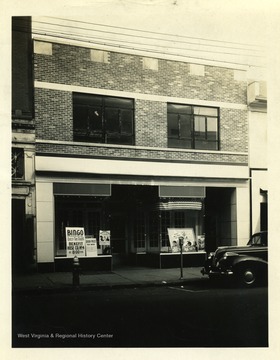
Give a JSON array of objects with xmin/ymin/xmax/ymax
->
[
  {"xmin": 110, "ymin": 213, "xmax": 128, "ymax": 267},
  {"xmin": 205, "ymin": 187, "xmax": 237, "ymax": 251},
  {"xmin": 12, "ymin": 199, "xmax": 34, "ymax": 273}
]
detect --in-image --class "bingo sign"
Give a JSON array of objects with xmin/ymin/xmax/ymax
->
[{"xmin": 66, "ymin": 227, "xmax": 86, "ymax": 257}]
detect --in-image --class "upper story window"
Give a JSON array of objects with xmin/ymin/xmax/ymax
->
[
  {"xmin": 73, "ymin": 93, "xmax": 134, "ymax": 145},
  {"xmin": 167, "ymin": 103, "xmax": 219, "ymax": 150}
]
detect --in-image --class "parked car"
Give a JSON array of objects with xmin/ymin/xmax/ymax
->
[{"xmin": 201, "ymin": 231, "xmax": 268, "ymax": 287}]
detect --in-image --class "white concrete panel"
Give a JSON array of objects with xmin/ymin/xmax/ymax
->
[
  {"xmin": 251, "ymin": 170, "xmax": 268, "ymax": 233},
  {"xmin": 37, "ymin": 242, "xmax": 54, "ymax": 262},
  {"xmin": 37, "ymin": 221, "xmax": 53, "ymax": 244},
  {"xmin": 34, "ymin": 41, "xmax": 52, "ymax": 55},
  {"xmin": 236, "ymin": 187, "xmax": 250, "ymax": 245},
  {"xmin": 36, "ymin": 156, "xmax": 249, "ymax": 180},
  {"xmin": 190, "ymin": 64, "xmax": 205, "ymax": 76},
  {"xmin": 249, "ymin": 111, "xmax": 267, "ymax": 169},
  {"xmin": 36, "ymin": 182, "xmax": 53, "ymax": 201},
  {"xmin": 234, "ymin": 70, "xmax": 247, "ymax": 81},
  {"xmin": 143, "ymin": 57, "xmax": 158, "ymax": 71},
  {"xmin": 37, "ymin": 201, "xmax": 53, "ymax": 222}
]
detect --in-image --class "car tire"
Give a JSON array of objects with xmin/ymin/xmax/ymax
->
[{"xmin": 236, "ymin": 265, "xmax": 258, "ymax": 287}]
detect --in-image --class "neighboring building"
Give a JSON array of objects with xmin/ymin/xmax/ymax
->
[
  {"xmin": 11, "ymin": 17, "xmax": 267, "ymax": 272},
  {"xmin": 12, "ymin": 17, "xmax": 36, "ymax": 273},
  {"xmin": 247, "ymin": 81, "xmax": 268, "ymax": 233}
]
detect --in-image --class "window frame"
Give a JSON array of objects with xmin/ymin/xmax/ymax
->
[
  {"xmin": 167, "ymin": 103, "xmax": 220, "ymax": 150},
  {"xmin": 73, "ymin": 92, "xmax": 135, "ymax": 145}
]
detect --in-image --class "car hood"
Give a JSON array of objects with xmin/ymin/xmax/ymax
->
[
  {"xmin": 214, "ymin": 245, "xmax": 255, "ymax": 258},
  {"xmin": 216, "ymin": 245, "xmax": 250, "ymax": 252}
]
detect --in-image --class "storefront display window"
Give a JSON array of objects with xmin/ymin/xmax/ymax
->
[
  {"xmin": 55, "ymin": 197, "xmax": 103, "ymax": 257},
  {"xmin": 54, "ymin": 187, "xmax": 205, "ymax": 259}
]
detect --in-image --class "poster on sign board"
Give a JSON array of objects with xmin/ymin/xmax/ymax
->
[
  {"xmin": 197, "ymin": 235, "xmax": 205, "ymax": 251},
  {"xmin": 167, "ymin": 228, "xmax": 197, "ymax": 253},
  {"xmin": 85, "ymin": 237, "xmax": 98, "ymax": 257},
  {"xmin": 99, "ymin": 230, "xmax": 111, "ymax": 246},
  {"xmin": 65, "ymin": 227, "xmax": 86, "ymax": 257}
]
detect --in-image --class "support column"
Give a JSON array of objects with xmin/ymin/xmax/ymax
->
[{"xmin": 236, "ymin": 186, "xmax": 250, "ymax": 246}]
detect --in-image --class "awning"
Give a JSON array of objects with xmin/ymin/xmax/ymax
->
[
  {"xmin": 159, "ymin": 185, "xmax": 205, "ymax": 198},
  {"xmin": 53, "ymin": 183, "xmax": 111, "ymax": 196}
]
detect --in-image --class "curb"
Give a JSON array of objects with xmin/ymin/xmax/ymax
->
[{"xmin": 12, "ymin": 277, "xmax": 207, "ymax": 295}]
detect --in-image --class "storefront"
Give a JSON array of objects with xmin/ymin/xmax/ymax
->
[
  {"xmin": 35, "ymin": 154, "xmax": 249, "ymax": 272},
  {"xmin": 53, "ymin": 184, "xmax": 206, "ymax": 270}
]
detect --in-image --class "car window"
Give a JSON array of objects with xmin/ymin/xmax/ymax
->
[
  {"xmin": 251, "ymin": 235, "xmax": 261, "ymax": 245},
  {"xmin": 247, "ymin": 233, "xmax": 267, "ymax": 246}
]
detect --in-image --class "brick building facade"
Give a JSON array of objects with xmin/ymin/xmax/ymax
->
[{"xmin": 30, "ymin": 33, "xmax": 258, "ymax": 272}]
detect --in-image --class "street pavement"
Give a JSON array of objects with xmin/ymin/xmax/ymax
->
[{"xmin": 12, "ymin": 266, "xmax": 206, "ymax": 293}]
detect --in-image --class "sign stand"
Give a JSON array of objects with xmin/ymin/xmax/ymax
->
[{"xmin": 179, "ymin": 236, "xmax": 184, "ymax": 280}]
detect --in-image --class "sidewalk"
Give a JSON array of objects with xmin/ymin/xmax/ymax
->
[{"xmin": 12, "ymin": 266, "xmax": 206, "ymax": 294}]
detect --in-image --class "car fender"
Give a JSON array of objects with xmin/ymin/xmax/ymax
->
[{"xmin": 231, "ymin": 256, "xmax": 267, "ymax": 270}]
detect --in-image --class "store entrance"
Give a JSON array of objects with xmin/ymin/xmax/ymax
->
[
  {"xmin": 205, "ymin": 187, "xmax": 237, "ymax": 251},
  {"xmin": 109, "ymin": 185, "xmax": 159, "ymax": 267},
  {"xmin": 12, "ymin": 199, "xmax": 34, "ymax": 274},
  {"xmin": 110, "ymin": 213, "xmax": 128, "ymax": 267}
]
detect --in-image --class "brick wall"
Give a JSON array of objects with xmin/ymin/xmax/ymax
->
[
  {"xmin": 34, "ymin": 41, "xmax": 248, "ymax": 163},
  {"xmin": 35, "ymin": 42, "xmax": 247, "ymax": 103}
]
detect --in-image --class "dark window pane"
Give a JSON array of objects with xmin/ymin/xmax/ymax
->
[
  {"xmin": 88, "ymin": 106, "xmax": 102, "ymax": 130},
  {"xmin": 105, "ymin": 108, "xmax": 119, "ymax": 132},
  {"xmin": 73, "ymin": 93, "xmax": 102, "ymax": 106},
  {"xmin": 168, "ymin": 138, "xmax": 192, "ymax": 148},
  {"xmin": 168, "ymin": 113, "xmax": 179, "ymax": 138},
  {"xmin": 168, "ymin": 104, "xmax": 192, "ymax": 114},
  {"xmin": 180, "ymin": 114, "xmax": 192, "ymax": 138},
  {"xmin": 73, "ymin": 93, "xmax": 134, "ymax": 145},
  {"xmin": 121, "ymin": 135, "xmax": 134, "ymax": 145},
  {"xmin": 195, "ymin": 140, "xmax": 218, "ymax": 150},
  {"xmin": 120, "ymin": 109, "xmax": 133, "ymax": 134},
  {"xmin": 105, "ymin": 97, "xmax": 133, "ymax": 109}
]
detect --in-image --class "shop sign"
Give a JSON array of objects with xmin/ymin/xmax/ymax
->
[
  {"xmin": 99, "ymin": 230, "xmax": 111, "ymax": 246},
  {"xmin": 85, "ymin": 237, "xmax": 98, "ymax": 257},
  {"xmin": 65, "ymin": 227, "xmax": 86, "ymax": 257},
  {"xmin": 168, "ymin": 228, "xmax": 197, "ymax": 253}
]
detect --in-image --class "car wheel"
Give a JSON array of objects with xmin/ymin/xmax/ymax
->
[{"xmin": 237, "ymin": 265, "xmax": 257, "ymax": 287}]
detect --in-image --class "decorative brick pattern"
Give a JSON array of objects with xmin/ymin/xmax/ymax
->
[
  {"xmin": 34, "ymin": 42, "xmax": 247, "ymax": 104},
  {"xmin": 36, "ymin": 141, "xmax": 248, "ymax": 165}
]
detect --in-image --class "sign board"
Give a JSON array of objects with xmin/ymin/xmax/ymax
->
[
  {"xmin": 167, "ymin": 228, "xmax": 197, "ymax": 253},
  {"xmin": 99, "ymin": 230, "xmax": 111, "ymax": 246},
  {"xmin": 85, "ymin": 237, "xmax": 98, "ymax": 257},
  {"xmin": 65, "ymin": 227, "xmax": 86, "ymax": 257}
]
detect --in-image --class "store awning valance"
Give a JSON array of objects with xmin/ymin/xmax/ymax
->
[
  {"xmin": 159, "ymin": 186, "xmax": 205, "ymax": 198},
  {"xmin": 53, "ymin": 183, "xmax": 111, "ymax": 196}
]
